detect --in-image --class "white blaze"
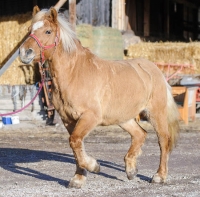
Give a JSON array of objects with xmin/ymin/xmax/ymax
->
[{"xmin": 32, "ymin": 21, "xmax": 44, "ymax": 32}]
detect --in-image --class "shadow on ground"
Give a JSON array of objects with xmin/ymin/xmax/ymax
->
[{"xmin": 0, "ymin": 148, "xmax": 151, "ymax": 186}]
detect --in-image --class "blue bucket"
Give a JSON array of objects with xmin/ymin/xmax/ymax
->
[{"xmin": 2, "ymin": 116, "xmax": 12, "ymax": 125}]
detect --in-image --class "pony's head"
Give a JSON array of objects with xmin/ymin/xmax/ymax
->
[{"xmin": 20, "ymin": 6, "xmax": 77, "ymax": 65}]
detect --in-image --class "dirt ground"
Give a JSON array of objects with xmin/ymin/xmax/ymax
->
[{"xmin": 0, "ymin": 119, "xmax": 200, "ymax": 197}]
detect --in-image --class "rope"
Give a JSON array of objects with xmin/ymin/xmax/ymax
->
[{"xmin": 0, "ymin": 80, "xmax": 44, "ymax": 117}]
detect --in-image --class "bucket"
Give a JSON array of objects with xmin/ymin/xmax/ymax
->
[
  {"xmin": 0, "ymin": 121, "xmax": 3, "ymax": 128},
  {"xmin": 2, "ymin": 116, "xmax": 12, "ymax": 125},
  {"xmin": 11, "ymin": 116, "xmax": 20, "ymax": 124}
]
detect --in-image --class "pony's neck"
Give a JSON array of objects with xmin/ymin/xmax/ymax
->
[
  {"xmin": 55, "ymin": 38, "xmax": 92, "ymax": 61},
  {"xmin": 48, "ymin": 40, "xmax": 83, "ymax": 74}
]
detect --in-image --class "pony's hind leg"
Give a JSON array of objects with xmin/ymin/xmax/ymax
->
[
  {"xmin": 67, "ymin": 111, "xmax": 100, "ymax": 188},
  {"xmin": 120, "ymin": 119, "xmax": 147, "ymax": 180}
]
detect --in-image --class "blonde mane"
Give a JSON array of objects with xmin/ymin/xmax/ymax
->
[{"xmin": 32, "ymin": 9, "xmax": 77, "ymax": 53}]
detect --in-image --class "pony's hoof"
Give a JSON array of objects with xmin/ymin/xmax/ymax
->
[
  {"xmin": 93, "ymin": 162, "xmax": 100, "ymax": 173},
  {"xmin": 151, "ymin": 173, "xmax": 165, "ymax": 183},
  {"xmin": 127, "ymin": 168, "xmax": 138, "ymax": 180},
  {"xmin": 68, "ymin": 182, "xmax": 82, "ymax": 189},
  {"xmin": 68, "ymin": 178, "xmax": 85, "ymax": 189}
]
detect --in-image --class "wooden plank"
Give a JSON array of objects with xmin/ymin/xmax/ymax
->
[
  {"xmin": 112, "ymin": 0, "xmax": 118, "ymax": 29},
  {"xmin": 121, "ymin": 0, "xmax": 126, "ymax": 31},
  {"xmin": 116, "ymin": 0, "xmax": 119, "ymax": 28},
  {"xmin": 69, "ymin": 0, "xmax": 76, "ymax": 30},
  {"xmin": 112, "ymin": 0, "xmax": 126, "ymax": 31},
  {"xmin": 118, "ymin": 0, "xmax": 121, "ymax": 29},
  {"xmin": 122, "ymin": 0, "xmax": 125, "ymax": 30}
]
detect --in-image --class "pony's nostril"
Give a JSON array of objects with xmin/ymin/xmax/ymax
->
[{"xmin": 25, "ymin": 48, "xmax": 33, "ymax": 56}]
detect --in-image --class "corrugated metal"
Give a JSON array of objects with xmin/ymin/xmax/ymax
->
[{"xmin": 76, "ymin": 0, "xmax": 111, "ymax": 26}]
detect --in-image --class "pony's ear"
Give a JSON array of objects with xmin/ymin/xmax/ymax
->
[
  {"xmin": 47, "ymin": 7, "xmax": 58, "ymax": 23},
  {"xmin": 32, "ymin": 5, "xmax": 40, "ymax": 16}
]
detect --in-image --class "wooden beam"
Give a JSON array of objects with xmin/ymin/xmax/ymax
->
[
  {"xmin": 121, "ymin": 0, "xmax": 126, "ymax": 31},
  {"xmin": 69, "ymin": 0, "xmax": 76, "ymax": 31},
  {"xmin": 119, "ymin": 0, "xmax": 122, "ymax": 29},
  {"xmin": 112, "ymin": 0, "xmax": 126, "ymax": 31},
  {"xmin": 112, "ymin": 0, "xmax": 118, "ymax": 29}
]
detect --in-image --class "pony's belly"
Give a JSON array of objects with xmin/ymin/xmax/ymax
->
[
  {"xmin": 101, "ymin": 110, "xmax": 139, "ymax": 126},
  {"xmin": 100, "ymin": 96, "xmax": 146, "ymax": 126}
]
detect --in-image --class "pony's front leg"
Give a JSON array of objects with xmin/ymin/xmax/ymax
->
[
  {"xmin": 63, "ymin": 123, "xmax": 87, "ymax": 188},
  {"xmin": 68, "ymin": 111, "xmax": 100, "ymax": 188},
  {"xmin": 68, "ymin": 163, "xmax": 87, "ymax": 188}
]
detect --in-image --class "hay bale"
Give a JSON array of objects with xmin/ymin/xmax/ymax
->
[
  {"xmin": 127, "ymin": 41, "xmax": 200, "ymax": 75},
  {"xmin": 0, "ymin": 13, "xmax": 32, "ymax": 85},
  {"xmin": 93, "ymin": 26, "xmax": 123, "ymax": 60},
  {"xmin": 127, "ymin": 42, "xmax": 153, "ymax": 60},
  {"xmin": 76, "ymin": 24, "xmax": 93, "ymax": 49},
  {"xmin": 77, "ymin": 25, "xmax": 124, "ymax": 60}
]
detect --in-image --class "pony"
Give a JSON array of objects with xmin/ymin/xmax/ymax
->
[{"xmin": 19, "ymin": 7, "xmax": 179, "ymax": 188}]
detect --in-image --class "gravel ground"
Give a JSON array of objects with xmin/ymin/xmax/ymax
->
[{"xmin": 0, "ymin": 119, "xmax": 199, "ymax": 197}]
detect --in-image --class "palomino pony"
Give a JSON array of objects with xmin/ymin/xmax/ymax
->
[{"xmin": 19, "ymin": 7, "xmax": 179, "ymax": 188}]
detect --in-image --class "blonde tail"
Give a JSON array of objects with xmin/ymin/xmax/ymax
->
[{"xmin": 166, "ymin": 84, "xmax": 180, "ymax": 152}]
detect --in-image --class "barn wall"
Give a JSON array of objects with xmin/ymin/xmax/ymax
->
[
  {"xmin": 0, "ymin": 0, "xmax": 111, "ymax": 27},
  {"xmin": 76, "ymin": 0, "xmax": 111, "ymax": 26},
  {"xmin": 0, "ymin": 0, "xmax": 199, "ymax": 41}
]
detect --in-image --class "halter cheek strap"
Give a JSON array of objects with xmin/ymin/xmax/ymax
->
[{"xmin": 29, "ymin": 30, "xmax": 59, "ymax": 65}]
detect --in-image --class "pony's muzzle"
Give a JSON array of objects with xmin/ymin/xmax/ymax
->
[
  {"xmin": 25, "ymin": 48, "xmax": 34, "ymax": 56},
  {"xmin": 19, "ymin": 47, "xmax": 35, "ymax": 64}
]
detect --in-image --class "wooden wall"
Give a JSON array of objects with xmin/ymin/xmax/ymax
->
[
  {"xmin": 0, "ymin": 0, "xmax": 199, "ymax": 41},
  {"xmin": 0, "ymin": 0, "xmax": 111, "ymax": 27},
  {"xmin": 76, "ymin": 0, "xmax": 111, "ymax": 26}
]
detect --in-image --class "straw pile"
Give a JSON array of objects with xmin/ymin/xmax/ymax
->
[
  {"xmin": 126, "ymin": 42, "xmax": 200, "ymax": 75},
  {"xmin": 0, "ymin": 12, "xmax": 33, "ymax": 85}
]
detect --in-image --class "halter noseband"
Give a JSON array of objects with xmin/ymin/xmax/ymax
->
[{"xmin": 29, "ymin": 29, "xmax": 59, "ymax": 65}]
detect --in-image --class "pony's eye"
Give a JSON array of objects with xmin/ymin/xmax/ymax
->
[{"xmin": 45, "ymin": 30, "xmax": 52, "ymax": 34}]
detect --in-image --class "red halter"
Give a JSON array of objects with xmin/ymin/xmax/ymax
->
[{"xmin": 29, "ymin": 30, "xmax": 59, "ymax": 65}]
